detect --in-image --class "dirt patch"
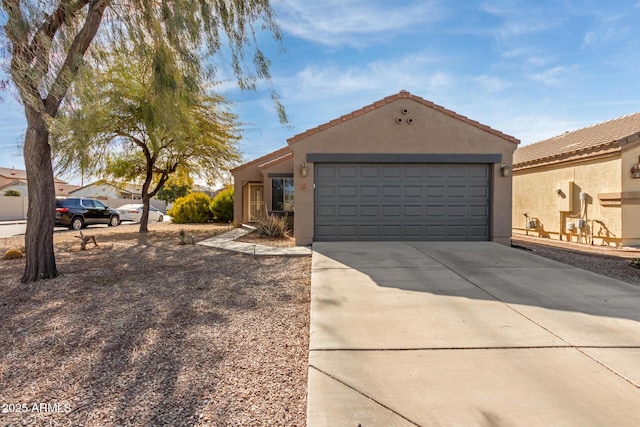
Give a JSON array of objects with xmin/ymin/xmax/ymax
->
[
  {"xmin": 235, "ymin": 232, "xmax": 297, "ymax": 248},
  {"xmin": 0, "ymin": 222, "xmax": 310, "ymax": 426}
]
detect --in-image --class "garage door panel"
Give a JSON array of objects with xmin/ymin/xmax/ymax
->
[
  {"xmin": 316, "ymin": 205, "xmax": 336, "ymax": 217},
  {"xmin": 404, "ymin": 186, "xmax": 423, "ymax": 197},
  {"xmin": 469, "ymin": 205, "xmax": 489, "ymax": 218},
  {"xmin": 314, "ymin": 163, "xmax": 490, "ymax": 241},
  {"xmin": 427, "ymin": 186, "xmax": 445, "ymax": 197},
  {"xmin": 361, "ymin": 166, "xmax": 380, "ymax": 177},
  {"xmin": 338, "ymin": 205, "xmax": 358, "ymax": 216},
  {"xmin": 404, "ymin": 206, "xmax": 423, "ymax": 216},
  {"xmin": 404, "ymin": 166, "xmax": 424, "ymax": 178},
  {"xmin": 382, "ymin": 186, "xmax": 402, "ymax": 197},
  {"xmin": 448, "ymin": 186, "xmax": 467, "ymax": 197},
  {"xmin": 317, "ymin": 186, "xmax": 336, "ymax": 198},
  {"xmin": 339, "ymin": 186, "xmax": 357, "ymax": 197},
  {"xmin": 381, "ymin": 205, "xmax": 402, "ymax": 217},
  {"xmin": 360, "ymin": 186, "xmax": 380, "ymax": 197},
  {"xmin": 470, "ymin": 186, "xmax": 489, "ymax": 197},
  {"xmin": 339, "ymin": 166, "xmax": 357, "ymax": 178},
  {"xmin": 383, "ymin": 167, "xmax": 402, "ymax": 177}
]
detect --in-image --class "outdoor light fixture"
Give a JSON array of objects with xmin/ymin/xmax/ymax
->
[
  {"xmin": 500, "ymin": 163, "xmax": 511, "ymax": 177},
  {"xmin": 300, "ymin": 163, "xmax": 308, "ymax": 177},
  {"xmin": 632, "ymin": 156, "xmax": 640, "ymax": 179}
]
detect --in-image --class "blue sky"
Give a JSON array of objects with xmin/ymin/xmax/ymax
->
[{"xmin": 2, "ymin": 0, "xmax": 640, "ymax": 183}]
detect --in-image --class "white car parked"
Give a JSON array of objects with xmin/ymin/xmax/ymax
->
[{"xmin": 116, "ymin": 204, "xmax": 164, "ymax": 223}]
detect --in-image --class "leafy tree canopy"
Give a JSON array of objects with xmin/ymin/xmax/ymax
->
[
  {"xmin": 1, "ymin": 0, "xmax": 284, "ymax": 281},
  {"xmin": 51, "ymin": 46, "xmax": 241, "ymax": 231},
  {"xmin": 156, "ymin": 169, "xmax": 194, "ymax": 204}
]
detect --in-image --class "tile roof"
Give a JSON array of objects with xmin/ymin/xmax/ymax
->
[
  {"xmin": 0, "ymin": 167, "xmax": 27, "ymax": 181},
  {"xmin": 287, "ymin": 90, "xmax": 520, "ymax": 145},
  {"xmin": 230, "ymin": 146, "xmax": 291, "ymax": 173},
  {"xmin": 258, "ymin": 152, "xmax": 292, "ymax": 169},
  {"xmin": 0, "ymin": 166, "xmax": 67, "ymax": 183},
  {"xmin": 514, "ymin": 112, "xmax": 640, "ymax": 169}
]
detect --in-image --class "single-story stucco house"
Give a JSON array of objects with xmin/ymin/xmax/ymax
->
[
  {"xmin": 512, "ymin": 112, "xmax": 640, "ymax": 247},
  {"xmin": 232, "ymin": 91, "xmax": 519, "ymax": 246}
]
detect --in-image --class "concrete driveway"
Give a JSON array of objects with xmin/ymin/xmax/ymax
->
[{"xmin": 308, "ymin": 242, "xmax": 640, "ymax": 426}]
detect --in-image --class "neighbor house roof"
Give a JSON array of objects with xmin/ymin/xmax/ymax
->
[
  {"xmin": 69, "ymin": 180, "xmax": 140, "ymax": 196},
  {"xmin": 514, "ymin": 112, "xmax": 640, "ymax": 170},
  {"xmin": 0, "ymin": 167, "xmax": 27, "ymax": 181},
  {"xmin": 286, "ymin": 90, "xmax": 520, "ymax": 145},
  {"xmin": 53, "ymin": 183, "xmax": 81, "ymax": 196},
  {"xmin": 0, "ymin": 166, "xmax": 68, "ymax": 183}
]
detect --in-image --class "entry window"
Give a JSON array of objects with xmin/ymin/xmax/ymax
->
[{"xmin": 271, "ymin": 178, "xmax": 294, "ymax": 212}]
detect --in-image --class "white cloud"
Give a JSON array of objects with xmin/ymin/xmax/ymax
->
[
  {"xmin": 528, "ymin": 66, "xmax": 576, "ymax": 85},
  {"xmin": 281, "ymin": 53, "xmax": 454, "ymax": 101},
  {"xmin": 474, "ymin": 75, "xmax": 511, "ymax": 92},
  {"xmin": 275, "ymin": 0, "xmax": 443, "ymax": 47},
  {"xmin": 479, "ymin": 1, "xmax": 563, "ymax": 40}
]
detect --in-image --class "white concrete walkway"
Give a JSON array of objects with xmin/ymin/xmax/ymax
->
[{"xmin": 198, "ymin": 226, "xmax": 311, "ymax": 256}]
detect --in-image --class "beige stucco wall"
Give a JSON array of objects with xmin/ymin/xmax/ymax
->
[
  {"xmin": 289, "ymin": 97, "xmax": 517, "ymax": 245},
  {"xmin": 621, "ymin": 144, "xmax": 640, "ymax": 246},
  {"xmin": 512, "ymin": 155, "xmax": 626, "ymax": 246}
]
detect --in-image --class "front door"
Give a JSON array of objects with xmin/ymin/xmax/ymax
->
[{"xmin": 248, "ymin": 184, "xmax": 264, "ymax": 222}]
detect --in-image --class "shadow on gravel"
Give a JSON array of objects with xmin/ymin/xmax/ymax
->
[{"xmin": 0, "ymin": 236, "xmax": 310, "ymax": 425}]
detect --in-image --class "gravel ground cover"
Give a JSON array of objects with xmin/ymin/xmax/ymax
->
[
  {"xmin": 511, "ymin": 235, "xmax": 640, "ymax": 286},
  {"xmin": 235, "ymin": 233, "xmax": 297, "ymax": 248},
  {"xmin": 1, "ymin": 222, "xmax": 310, "ymax": 426}
]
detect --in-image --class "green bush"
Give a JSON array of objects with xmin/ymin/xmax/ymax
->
[
  {"xmin": 168, "ymin": 193, "xmax": 213, "ymax": 223},
  {"xmin": 209, "ymin": 186, "xmax": 234, "ymax": 222},
  {"xmin": 255, "ymin": 213, "xmax": 289, "ymax": 238},
  {"xmin": 3, "ymin": 189, "xmax": 21, "ymax": 197}
]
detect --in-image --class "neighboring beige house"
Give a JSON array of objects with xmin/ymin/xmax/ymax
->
[
  {"xmin": 512, "ymin": 112, "xmax": 640, "ymax": 247},
  {"xmin": 69, "ymin": 180, "xmax": 145, "ymax": 200},
  {"xmin": 232, "ymin": 91, "xmax": 519, "ymax": 246},
  {"xmin": 0, "ymin": 166, "xmax": 77, "ymax": 197}
]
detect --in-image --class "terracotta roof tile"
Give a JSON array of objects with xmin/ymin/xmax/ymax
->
[
  {"xmin": 230, "ymin": 146, "xmax": 291, "ymax": 173},
  {"xmin": 286, "ymin": 90, "xmax": 520, "ymax": 145},
  {"xmin": 0, "ymin": 166, "xmax": 67, "ymax": 183},
  {"xmin": 514, "ymin": 112, "xmax": 640, "ymax": 168},
  {"xmin": 258, "ymin": 152, "xmax": 293, "ymax": 169}
]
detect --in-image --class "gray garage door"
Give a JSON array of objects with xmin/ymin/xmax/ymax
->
[{"xmin": 314, "ymin": 163, "xmax": 490, "ymax": 241}]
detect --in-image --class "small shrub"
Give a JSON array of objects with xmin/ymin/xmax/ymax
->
[
  {"xmin": 255, "ymin": 213, "xmax": 289, "ymax": 238},
  {"xmin": 630, "ymin": 258, "xmax": 640, "ymax": 270},
  {"xmin": 169, "ymin": 193, "xmax": 213, "ymax": 223},
  {"xmin": 3, "ymin": 189, "xmax": 21, "ymax": 197},
  {"xmin": 210, "ymin": 186, "xmax": 234, "ymax": 222},
  {"xmin": 3, "ymin": 249, "xmax": 23, "ymax": 260}
]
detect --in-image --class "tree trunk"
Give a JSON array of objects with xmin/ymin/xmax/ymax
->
[
  {"xmin": 139, "ymin": 194, "xmax": 150, "ymax": 233},
  {"xmin": 21, "ymin": 106, "xmax": 59, "ymax": 283}
]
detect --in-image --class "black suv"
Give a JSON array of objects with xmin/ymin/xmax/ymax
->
[{"xmin": 55, "ymin": 197, "xmax": 120, "ymax": 230}]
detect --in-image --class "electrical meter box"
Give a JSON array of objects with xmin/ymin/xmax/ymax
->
[{"xmin": 556, "ymin": 181, "xmax": 574, "ymax": 212}]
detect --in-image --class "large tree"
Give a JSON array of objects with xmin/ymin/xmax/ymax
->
[
  {"xmin": 52, "ymin": 47, "xmax": 240, "ymax": 232},
  {"xmin": 1, "ymin": 0, "xmax": 283, "ymax": 282}
]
